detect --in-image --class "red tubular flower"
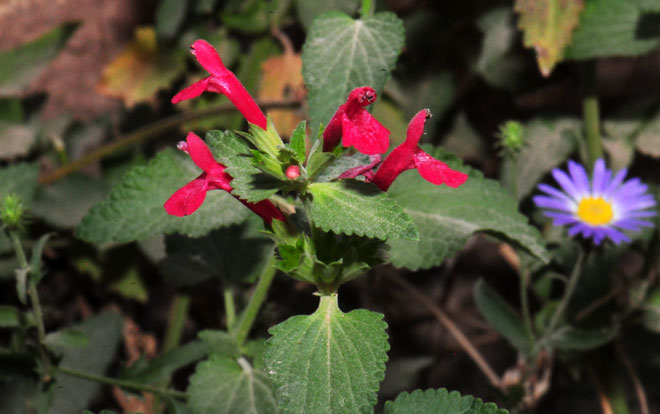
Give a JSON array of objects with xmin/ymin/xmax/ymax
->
[
  {"xmin": 172, "ymin": 40, "xmax": 267, "ymax": 130},
  {"xmin": 164, "ymin": 132, "xmax": 285, "ymax": 223},
  {"xmin": 371, "ymin": 109, "xmax": 468, "ymax": 191},
  {"xmin": 322, "ymin": 87, "xmax": 390, "ymax": 155}
]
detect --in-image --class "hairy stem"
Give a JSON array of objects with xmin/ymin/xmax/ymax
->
[
  {"xmin": 56, "ymin": 366, "xmax": 187, "ymax": 400},
  {"xmin": 234, "ymin": 253, "xmax": 278, "ymax": 347}
]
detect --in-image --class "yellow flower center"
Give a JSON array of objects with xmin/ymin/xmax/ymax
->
[{"xmin": 576, "ymin": 197, "xmax": 614, "ymax": 226}]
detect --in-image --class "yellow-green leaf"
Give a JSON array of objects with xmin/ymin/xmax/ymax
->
[{"xmin": 515, "ymin": 0, "xmax": 585, "ymax": 77}]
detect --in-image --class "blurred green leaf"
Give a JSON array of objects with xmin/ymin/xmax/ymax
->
[
  {"xmin": 385, "ymin": 388, "xmax": 508, "ymax": 414},
  {"xmin": 388, "ymin": 148, "xmax": 550, "ymax": 270},
  {"xmin": 188, "ymin": 354, "xmax": 277, "ymax": 414},
  {"xmin": 198, "ymin": 330, "xmax": 240, "ymax": 357},
  {"xmin": 0, "ymin": 305, "xmax": 19, "ymax": 327},
  {"xmin": 0, "ymin": 163, "xmax": 39, "ymax": 206},
  {"xmin": 44, "ymin": 329, "xmax": 90, "ymax": 350},
  {"xmin": 306, "ymin": 180, "xmax": 419, "ymax": 241},
  {"xmin": 474, "ymin": 279, "xmax": 532, "ymax": 355},
  {"xmin": 634, "ymin": 110, "xmax": 660, "ymax": 158},
  {"xmin": 303, "ymin": 11, "xmax": 404, "ymax": 136},
  {"xmin": 265, "ymin": 295, "xmax": 388, "ymax": 414},
  {"xmin": 220, "ymin": 0, "xmax": 271, "ymax": 34},
  {"xmin": 109, "ymin": 268, "xmax": 148, "ymax": 303},
  {"xmin": 546, "ymin": 325, "xmax": 618, "ymax": 351},
  {"xmin": 29, "ymin": 233, "xmax": 53, "ymax": 285},
  {"xmin": 295, "ymin": 0, "xmax": 360, "ymax": 29},
  {"xmin": 565, "ymin": 0, "xmax": 660, "ymax": 59},
  {"xmin": 121, "ymin": 340, "xmax": 209, "ymax": 385},
  {"xmin": 76, "ymin": 148, "xmax": 249, "ymax": 244},
  {"xmin": 50, "ymin": 312, "xmax": 123, "ymax": 414},
  {"xmin": 0, "ymin": 22, "xmax": 78, "ymax": 96},
  {"xmin": 515, "ymin": 0, "xmax": 585, "ymax": 77},
  {"xmin": 159, "ymin": 220, "xmax": 274, "ymax": 287},
  {"xmin": 156, "ymin": 0, "xmax": 190, "ymax": 39}
]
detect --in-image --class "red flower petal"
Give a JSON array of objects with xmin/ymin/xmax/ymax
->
[
  {"xmin": 171, "ymin": 77, "xmax": 210, "ymax": 104},
  {"xmin": 414, "ymin": 150, "xmax": 468, "ymax": 188},
  {"xmin": 404, "ymin": 109, "xmax": 431, "ymax": 148},
  {"xmin": 243, "ymin": 199, "xmax": 286, "ymax": 223},
  {"xmin": 341, "ymin": 109, "xmax": 390, "ymax": 155},
  {"xmin": 163, "ymin": 175, "xmax": 209, "ymax": 217},
  {"xmin": 186, "ymin": 132, "xmax": 218, "ymax": 172},
  {"xmin": 190, "ymin": 40, "xmax": 226, "ymax": 76}
]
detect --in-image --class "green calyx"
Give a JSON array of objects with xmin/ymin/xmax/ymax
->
[
  {"xmin": 1, "ymin": 194, "xmax": 25, "ymax": 230},
  {"xmin": 497, "ymin": 120, "xmax": 526, "ymax": 154}
]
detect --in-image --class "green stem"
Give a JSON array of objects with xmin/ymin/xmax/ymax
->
[
  {"xmin": 544, "ymin": 250, "xmax": 586, "ymax": 338},
  {"xmin": 162, "ymin": 294, "xmax": 190, "ymax": 354},
  {"xmin": 519, "ymin": 268, "xmax": 535, "ymax": 349},
  {"xmin": 223, "ymin": 287, "xmax": 237, "ymax": 333},
  {"xmin": 360, "ymin": 0, "xmax": 374, "ymax": 16},
  {"xmin": 55, "ymin": 366, "xmax": 187, "ymax": 400},
  {"xmin": 508, "ymin": 153, "xmax": 519, "ymax": 201},
  {"xmin": 234, "ymin": 253, "xmax": 278, "ymax": 347},
  {"xmin": 581, "ymin": 60, "xmax": 602, "ymax": 166},
  {"xmin": 39, "ymin": 99, "xmax": 300, "ymax": 185},
  {"xmin": 9, "ymin": 230, "xmax": 52, "ymax": 377}
]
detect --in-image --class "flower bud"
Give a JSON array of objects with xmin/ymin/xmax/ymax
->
[
  {"xmin": 1, "ymin": 195, "xmax": 25, "ymax": 230},
  {"xmin": 286, "ymin": 165, "xmax": 300, "ymax": 180},
  {"xmin": 497, "ymin": 121, "xmax": 526, "ymax": 154}
]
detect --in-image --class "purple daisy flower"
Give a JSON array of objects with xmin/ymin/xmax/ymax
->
[{"xmin": 533, "ymin": 159, "xmax": 656, "ymax": 245}]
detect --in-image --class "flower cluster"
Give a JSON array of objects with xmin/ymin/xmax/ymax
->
[
  {"xmin": 164, "ymin": 39, "xmax": 468, "ymax": 221},
  {"xmin": 533, "ymin": 159, "xmax": 656, "ymax": 245}
]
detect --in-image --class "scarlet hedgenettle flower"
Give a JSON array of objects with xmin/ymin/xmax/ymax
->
[
  {"xmin": 164, "ymin": 132, "xmax": 285, "ymax": 223},
  {"xmin": 533, "ymin": 159, "xmax": 656, "ymax": 245},
  {"xmin": 322, "ymin": 87, "xmax": 390, "ymax": 155},
  {"xmin": 371, "ymin": 109, "xmax": 468, "ymax": 191},
  {"xmin": 171, "ymin": 40, "xmax": 267, "ymax": 130}
]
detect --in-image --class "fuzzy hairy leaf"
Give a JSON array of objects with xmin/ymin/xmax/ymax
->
[
  {"xmin": 207, "ymin": 130, "xmax": 284, "ymax": 202},
  {"xmin": 515, "ymin": 0, "xmax": 584, "ymax": 76},
  {"xmin": 385, "ymin": 388, "xmax": 508, "ymax": 414},
  {"xmin": 188, "ymin": 354, "xmax": 277, "ymax": 414},
  {"xmin": 564, "ymin": 0, "xmax": 660, "ymax": 60},
  {"xmin": 303, "ymin": 11, "xmax": 404, "ymax": 136},
  {"xmin": 76, "ymin": 149, "xmax": 248, "ymax": 244},
  {"xmin": 387, "ymin": 149, "xmax": 549, "ymax": 270},
  {"xmin": 306, "ymin": 180, "xmax": 419, "ymax": 241},
  {"xmin": 265, "ymin": 295, "xmax": 389, "ymax": 414}
]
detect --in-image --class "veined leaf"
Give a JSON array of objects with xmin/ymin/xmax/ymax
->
[
  {"xmin": 188, "ymin": 354, "xmax": 277, "ymax": 414},
  {"xmin": 303, "ymin": 11, "xmax": 404, "ymax": 136},
  {"xmin": 265, "ymin": 294, "xmax": 388, "ymax": 414},
  {"xmin": 76, "ymin": 149, "xmax": 249, "ymax": 244},
  {"xmin": 515, "ymin": 0, "xmax": 585, "ymax": 77},
  {"xmin": 306, "ymin": 180, "xmax": 419, "ymax": 241},
  {"xmin": 387, "ymin": 149, "xmax": 549, "ymax": 270},
  {"xmin": 385, "ymin": 388, "xmax": 508, "ymax": 414}
]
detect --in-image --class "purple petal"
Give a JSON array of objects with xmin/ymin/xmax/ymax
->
[
  {"xmin": 591, "ymin": 159, "xmax": 611, "ymax": 195},
  {"xmin": 602, "ymin": 227, "xmax": 630, "ymax": 244},
  {"xmin": 533, "ymin": 195, "xmax": 574, "ymax": 212},
  {"xmin": 538, "ymin": 184, "xmax": 576, "ymax": 207},
  {"xmin": 603, "ymin": 168, "xmax": 628, "ymax": 197},
  {"xmin": 544, "ymin": 211, "xmax": 579, "ymax": 226},
  {"xmin": 613, "ymin": 218, "xmax": 655, "ymax": 231},
  {"xmin": 552, "ymin": 167, "xmax": 583, "ymax": 201},
  {"xmin": 568, "ymin": 160, "xmax": 590, "ymax": 195}
]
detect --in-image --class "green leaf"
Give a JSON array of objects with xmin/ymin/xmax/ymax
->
[
  {"xmin": 31, "ymin": 174, "xmax": 110, "ymax": 229},
  {"xmin": 198, "ymin": 330, "xmax": 240, "ymax": 357},
  {"xmin": 0, "ymin": 305, "xmax": 19, "ymax": 327},
  {"xmin": 387, "ymin": 149, "xmax": 549, "ymax": 270},
  {"xmin": 314, "ymin": 152, "xmax": 373, "ymax": 182},
  {"xmin": 295, "ymin": 0, "xmax": 360, "ymax": 29},
  {"xmin": 265, "ymin": 295, "xmax": 388, "ymax": 414},
  {"xmin": 501, "ymin": 118, "xmax": 579, "ymax": 201},
  {"xmin": 514, "ymin": 0, "xmax": 585, "ymax": 77},
  {"xmin": 289, "ymin": 121, "xmax": 307, "ymax": 163},
  {"xmin": 635, "ymin": 111, "xmax": 660, "ymax": 158},
  {"xmin": 121, "ymin": 340, "xmax": 209, "ymax": 385},
  {"xmin": 306, "ymin": 180, "xmax": 419, "ymax": 241},
  {"xmin": 29, "ymin": 233, "xmax": 53, "ymax": 285},
  {"xmin": 76, "ymin": 148, "xmax": 249, "ymax": 244},
  {"xmin": 384, "ymin": 388, "xmax": 508, "ymax": 414},
  {"xmin": 159, "ymin": 220, "xmax": 274, "ymax": 287},
  {"xmin": 44, "ymin": 329, "xmax": 90, "ymax": 350},
  {"xmin": 0, "ymin": 23, "xmax": 78, "ymax": 96},
  {"xmin": 207, "ymin": 130, "xmax": 284, "ymax": 202},
  {"xmin": 188, "ymin": 354, "xmax": 277, "ymax": 414},
  {"xmin": 50, "ymin": 312, "xmax": 123, "ymax": 414},
  {"xmin": 306, "ymin": 151, "xmax": 336, "ymax": 179},
  {"xmin": 303, "ymin": 11, "xmax": 404, "ymax": 136},
  {"xmin": 156, "ymin": 0, "xmax": 189, "ymax": 39},
  {"xmin": 546, "ymin": 325, "xmax": 618, "ymax": 351},
  {"xmin": 0, "ymin": 162, "xmax": 39, "ymax": 205},
  {"xmin": 564, "ymin": 0, "xmax": 660, "ymax": 60},
  {"xmin": 473, "ymin": 280, "xmax": 532, "ymax": 355}
]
